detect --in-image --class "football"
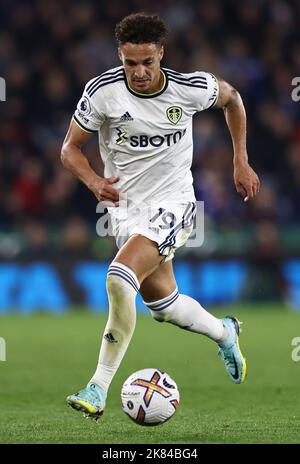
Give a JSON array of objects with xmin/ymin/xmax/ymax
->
[{"xmin": 121, "ymin": 368, "xmax": 180, "ymax": 426}]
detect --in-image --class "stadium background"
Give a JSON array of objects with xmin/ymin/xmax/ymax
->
[
  {"xmin": 0, "ymin": 0, "xmax": 300, "ymax": 445},
  {"xmin": 1, "ymin": 0, "xmax": 300, "ymax": 311}
]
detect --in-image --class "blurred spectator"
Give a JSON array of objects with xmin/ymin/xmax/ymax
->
[
  {"xmin": 18, "ymin": 220, "xmax": 50, "ymax": 259},
  {"xmin": 242, "ymin": 220, "xmax": 287, "ymax": 302},
  {"xmin": 10, "ymin": 158, "xmax": 45, "ymax": 218},
  {"xmin": 60, "ymin": 216, "xmax": 93, "ymax": 259}
]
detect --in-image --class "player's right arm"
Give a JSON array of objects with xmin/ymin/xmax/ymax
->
[{"xmin": 61, "ymin": 117, "xmax": 120, "ymax": 205}]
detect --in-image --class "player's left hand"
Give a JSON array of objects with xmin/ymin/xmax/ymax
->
[{"xmin": 234, "ymin": 162, "xmax": 260, "ymax": 202}]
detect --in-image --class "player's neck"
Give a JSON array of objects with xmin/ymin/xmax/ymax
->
[
  {"xmin": 148, "ymin": 70, "xmax": 165, "ymax": 94},
  {"xmin": 128, "ymin": 70, "xmax": 165, "ymax": 96}
]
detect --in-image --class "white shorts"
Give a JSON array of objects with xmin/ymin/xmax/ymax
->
[{"xmin": 109, "ymin": 201, "xmax": 196, "ymax": 261}]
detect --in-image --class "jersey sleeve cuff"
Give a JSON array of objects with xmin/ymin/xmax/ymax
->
[
  {"xmin": 206, "ymin": 73, "xmax": 219, "ymax": 109},
  {"xmin": 72, "ymin": 115, "xmax": 98, "ymax": 133}
]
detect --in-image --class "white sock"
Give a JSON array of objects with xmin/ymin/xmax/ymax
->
[
  {"xmin": 90, "ymin": 262, "xmax": 139, "ymax": 394},
  {"xmin": 144, "ymin": 288, "xmax": 226, "ymax": 343}
]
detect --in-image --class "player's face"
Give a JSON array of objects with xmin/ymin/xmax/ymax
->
[{"xmin": 118, "ymin": 43, "xmax": 164, "ymax": 94}]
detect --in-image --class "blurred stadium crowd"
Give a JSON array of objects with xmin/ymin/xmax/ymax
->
[{"xmin": 0, "ymin": 0, "xmax": 300, "ymax": 262}]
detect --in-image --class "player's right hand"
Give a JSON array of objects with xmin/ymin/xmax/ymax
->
[{"xmin": 91, "ymin": 176, "xmax": 120, "ymax": 206}]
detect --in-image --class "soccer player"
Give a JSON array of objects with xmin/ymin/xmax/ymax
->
[{"xmin": 61, "ymin": 13, "xmax": 260, "ymax": 420}]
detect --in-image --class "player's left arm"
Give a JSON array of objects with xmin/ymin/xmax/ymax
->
[{"xmin": 214, "ymin": 78, "xmax": 260, "ymax": 202}]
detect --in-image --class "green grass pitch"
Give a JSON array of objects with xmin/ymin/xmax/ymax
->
[{"xmin": 0, "ymin": 305, "xmax": 299, "ymax": 444}]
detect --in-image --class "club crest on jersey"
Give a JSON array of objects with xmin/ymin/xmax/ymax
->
[{"xmin": 166, "ymin": 106, "xmax": 182, "ymax": 125}]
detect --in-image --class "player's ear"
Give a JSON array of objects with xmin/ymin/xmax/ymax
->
[
  {"xmin": 158, "ymin": 46, "xmax": 164, "ymax": 61},
  {"xmin": 118, "ymin": 48, "xmax": 123, "ymax": 62}
]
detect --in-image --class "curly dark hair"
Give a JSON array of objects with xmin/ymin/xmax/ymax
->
[{"xmin": 115, "ymin": 13, "xmax": 168, "ymax": 46}]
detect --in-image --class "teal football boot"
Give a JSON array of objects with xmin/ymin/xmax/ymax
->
[
  {"xmin": 218, "ymin": 316, "xmax": 247, "ymax": 384},
  {"xmin": 66, "ymin": 383, "xmax": 106, "ymax": 420}
]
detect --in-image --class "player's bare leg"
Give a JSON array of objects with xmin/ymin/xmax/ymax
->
[
  {"xmin": 140, "ymin": 261, "xmax": 247, "ymax": 384},
  {"xmin": 113, "ymin": 233, "xmax": 166, "ymax": 282},
  {"xmin": 139, "ymin": 259, "xmax": 177, "ymax": 302}
]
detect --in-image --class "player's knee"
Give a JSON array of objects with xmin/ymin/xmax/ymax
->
[
  {"xmin": 106, "ymin": 264, "xmax": 139, "ymax": 299},
  {"xmin": 106, "ymin": 274, "xmax": 134, "ymax": 312},
  {"xmin": 106, "ymin": 273, "xmax": 124, "ymax": 296},
  {"xmin": 145, "ymin": 290, "xmax": 179, "ymax": 323},
  {"xmin": 149, "ymin": 308, "xmax": 170, "ymax": 323},
  {"xmin": 106, "ymin": 273, "xmax": 137, "ymax": 331},
  {"xmin": 106, "ymin": 262, "xmax": 139, "ymax": 292}
]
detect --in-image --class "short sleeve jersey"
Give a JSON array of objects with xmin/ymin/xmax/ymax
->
[{"xmin": 73, "ymin": 66, "xmax": 219, "ymax": 205}]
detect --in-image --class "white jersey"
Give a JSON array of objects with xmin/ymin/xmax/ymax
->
[{"xmin": 73, "ymin": 66, "xmax": 219, "ymax": 208}]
